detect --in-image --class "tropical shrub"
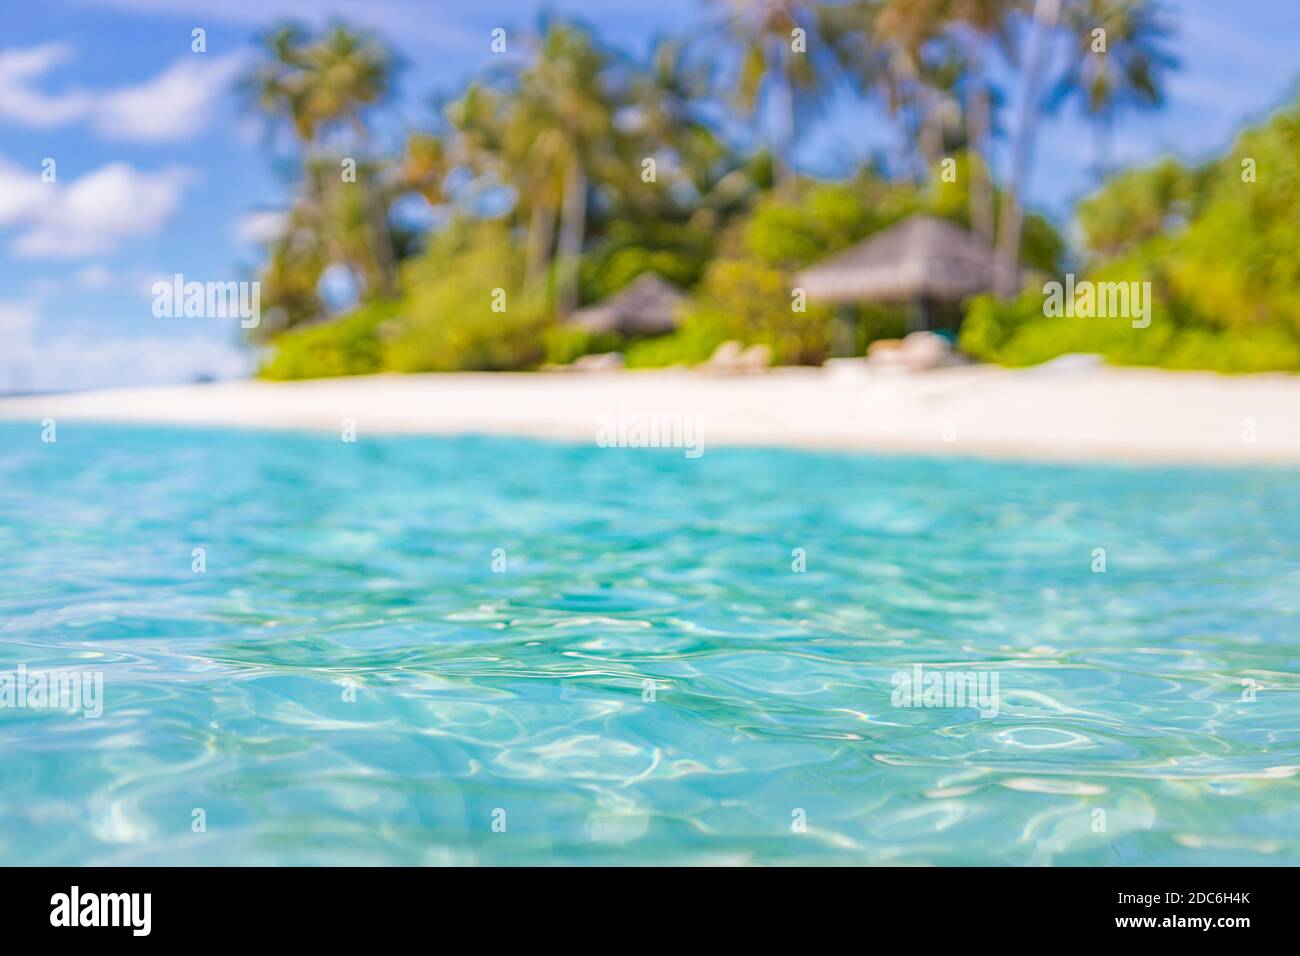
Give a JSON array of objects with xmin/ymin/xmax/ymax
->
[
  {"xmin": 259, "ymin": 301, "xmax": 394, "ymax": 380},
  {"xmin": 965, "ymin": 95, "xmax": 1300, "ymax": 373},
  {"xmin": 543, "ymin": 325, "xmax": 623, "ymax": 365},
  {"xmin": 629, "ymin": 258, "xmax": 836, "ymax": 367},
  {"xmin": 383, "ymin": 220, "xmax": 551, "ymax": 372},
  {"xmin": 579, "ymin": 220, "xmax": 713, "ymax": 303}
]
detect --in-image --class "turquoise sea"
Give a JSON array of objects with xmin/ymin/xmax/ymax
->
[{"xmin": 0, "ymin": 422, "xmax": 1297, "ymax": 865}]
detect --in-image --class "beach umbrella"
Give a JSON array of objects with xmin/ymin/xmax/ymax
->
[
  {"xmin": 793, "ymin": 214, "xmax": 1007, "ymax": 331},
  {"xmin": 567, "ymin": 272, "xmax": 686, "ymax": 336}
]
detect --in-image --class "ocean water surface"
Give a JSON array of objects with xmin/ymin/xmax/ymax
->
[{"xmin": 0, "ymin": 421, "xmax": 1297, "ymax": 865}]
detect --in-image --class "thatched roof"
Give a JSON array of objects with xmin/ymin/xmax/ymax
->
[
  {"xmin": 568, "ymin": 273, "xmax": 685, "ymax": 335},
  {"xmin": 794, "ymin": 215, "xmax": 1005, "ymax": 303}
]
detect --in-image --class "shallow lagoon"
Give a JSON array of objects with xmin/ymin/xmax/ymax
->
[{"xmin": 1, "ymin": 422, "xmax": 1296, "ymax": 864}]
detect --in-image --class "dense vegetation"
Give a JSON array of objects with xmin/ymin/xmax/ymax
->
[
  {"xmin": 242, "ymin": 2, "xmax": 1300, "ymax": 379},
  {"xmin": 961, "ymin": 96, "xmax": 1300, "ymax": 371}
]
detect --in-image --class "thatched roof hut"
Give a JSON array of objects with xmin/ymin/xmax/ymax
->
[
  {"xmin": 568, "ymin": 273, "xmax": 685, "ymax": 336},
  {"xmin": 794, "ymin": 215, "xmax": 1003, "ymax": 305}
]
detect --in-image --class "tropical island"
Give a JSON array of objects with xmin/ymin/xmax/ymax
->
[
  {"xmin": 6, "ymin": 1, "xmax": 1300, "ymax": 462},
  {"xmin": 4, "ymin": 1, "xmax": 1300, "ymax": 873},
  {"xmin": 228, "ymin": 2, "xmax": 1299, "ymax": 380}
]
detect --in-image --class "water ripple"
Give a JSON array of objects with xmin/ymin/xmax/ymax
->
[{"xmin": 1, "ymin": 423, "xmax": 1298, "ymax": 864}]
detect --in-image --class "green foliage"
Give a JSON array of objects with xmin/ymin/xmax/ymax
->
[
  {"xmin": 250, "ymin": 15, "xmax": 1300, "ymax": 380},
  {"xmin": 958, "ymin": 293, "xmax": 1025, "ymax": 364},
  {"xmin": 244, "ymin": 9, "xmax": 1203, "ymax": 379},
  {"xmin": 259, "ymin": 301, "xmax": 394, "ymax": 380},
  {"xmin": 243, "ymin": 24, "xmax": 402, "ymax": 326},
  {"xmin": 543, "ymin": 326, "xmax": 622, "ymax": 366},
  {"xmin": 384, "ymin": 220, "xmax": 551, "ymax": 372},
  {"xmin": 961, "ymin": 289, "xmax": 1300, "ymax": 374},
  {"xmin": 1164, "ymin": 102, "xmax": 1300, "ymax": 337},
  {"xmin": 1077, "ymin": 157, "xmax": 1198, "ymax": 258},
  {"xmin": 258, "ymin": 222, "xmax": 553, "ymax": 378},
  {"xmin": 624, "ymin": 176, "xmax": 972, "ymax": 369},
  {"xmin": 629, "ymin": 258, "xmax": 835, "ymax": 367},
  {"xmin": 967, "ymin": 94, "xmax": 1300, "ymax": 374},
  {"xmin": 926, "ymin": 151, "xmax": 975, "ymax": 223},
  {"xmin": 742, "ymin": 180, "xmax": 916, "ymax": 269},
  {"xmin": 1018, "ymin": 212, "xmax": 1066, "ymax": 277},
  {"xmin": 850, "ymin": 304, "xmax": 909, "ymax": 350},
  {"xmin": 960, "ymin": 290, "xmax": 1176, "ymax": 368},
  {"xmin": 579, "ymin": 220, "xmax": 713, "ymax": 303},
  {"xmin": 925, "ymin": 149, "xmax": 1064, "ymax": 276},
  {"xmin": 625, "ymin": 315, "xmax": 731, "ymax": 368}
]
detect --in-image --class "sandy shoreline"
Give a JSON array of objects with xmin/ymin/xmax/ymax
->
[{"xmin": 3, "ymin": 365, "xmax": 1299, "ymax": 465}]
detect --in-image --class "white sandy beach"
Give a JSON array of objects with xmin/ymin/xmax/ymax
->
[{"xmin": 3, "ymin": 364, "xmax": 1299, "ymax": 465}]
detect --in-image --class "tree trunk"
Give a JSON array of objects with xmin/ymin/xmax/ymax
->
[
  {"xmin": 775, "ymin": 69, "xmax": 796, "ymax": 191},
  {"xmin": 994, "ymin": 0, "xmax": 1063, "ymax": 298},
  {"xmin": 903, "ymin": 98, "xmax": 926, "ymax": 184},
  {"xmin": 556, "ymin": 158, "xmax": 587, "ymax": 317},
  {"xmin": 307, "ymin": 158, "xmax": 354, "ymax": 307},
  {"xmin": 348, "ymin": 119, "xmax": 400, "ymax": 300},
  {"xmin": 919, "ymin": 85, "xmax": 944, "ymax": 178},
  {"xmin": 525, "ymin": 199, "xmax": 556, "ymax": 294},
  {"xmin": 964, "ymin": 40, "xmax": 994, "ymax": 249},
  {"xmin": 363, "ymin": 178, "xmax": 399, "ymax": 299}
]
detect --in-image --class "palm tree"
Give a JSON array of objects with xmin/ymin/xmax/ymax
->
[
  {"xmin": 444, "ymin": 82, "xmax": 556, "ymax": 286},
  {"xmin": 915, "ymin": 42, "xmax": 969, "ymax": 176},
  {"xmin": 245, "ymin": 24, "xmax": 313, "ymax": 142},
  {"xmin": 308, "ymin": 26, "xmax": 400, "ymax": 299},
  {"xmin": 629, "ymin": 37, "xmax": 726, "ymax": 201},
  {"xmin": 948, "ymin": 0, "xmax": 1019, "ymax": 245},
  {"xmin": 994, "ymin": 0, "xmax": 1063, "ymax": 297},
  {"xmin": 1048, "ymin": 0, "xmax": 1176, "ymax": 176},
  {"xmin": 633, "ymin": 37, "xmax": 709, "ymax": 149},
  {"xmin": 243, "ymin": 23, "xmax": 400, "ymax": 302},
  {"xmin": 822, "ymin": 0, "xmax": 961, "ymax": 184},
  {"xmin": 440, "ymin": 25, "xmax": 619, "ymax": 310},
  {"xmin": 510, "ymin": 22, "xmax": 618, "ymax": 315},
  {"xmin": 876, "ymin": 0, "xmax": 953, "ymax": 179},
  {"xmin": 394, "ymin": 132, "xmax": 448, "ymax": 208},
  {"xmin": 715, "ymin": 0, "xmax": 836, "ymax": 189}
]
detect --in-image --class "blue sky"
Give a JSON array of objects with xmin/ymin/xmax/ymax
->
[{"xmin": 0, "ymin": 0, "xmax": 1296, "ymax": 391}]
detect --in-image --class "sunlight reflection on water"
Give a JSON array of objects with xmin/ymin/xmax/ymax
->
[{"xmin": 0, "ymin": 423, "xmax": 1297, "ymax": 864}]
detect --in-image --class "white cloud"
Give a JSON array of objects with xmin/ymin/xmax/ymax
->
[
  {"xmin": 0, "ymin": 44, "xmax": 93, "ymax": 127},
  {"xmin": 0, "ymin": 158, "xmax": 47, "ymax": 226},
  {"xmin": 0, "ymin": 299, "xmax": 39, "ymax": 349},
  {"xmin": 75, "ymin": 264, "xmax": 116, "ymax": 290},
  {"xmin": 0, "ymin": 299, "xmax": 253, "ymax": 392},
  {"xmin": 4, "ymin": 334, "xmax": 253, "ymax": 392},
  {"xmin": 1, "ymin": 288, "xmax": 255, "ymax": 393},
  {"xmin": 97, "ymin": 54, "xmax": 244, "ymax": 142},
  {"xmin": 0, "ymin": 44, "xmax": 241, "ymax": 142},
  {"xmin": 234, "ymin": 209, "xmax": 288, "ymax": 245},
  {"xmin": 0, "ymin": 158, "xmax": 192, "ymax": 259}
]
